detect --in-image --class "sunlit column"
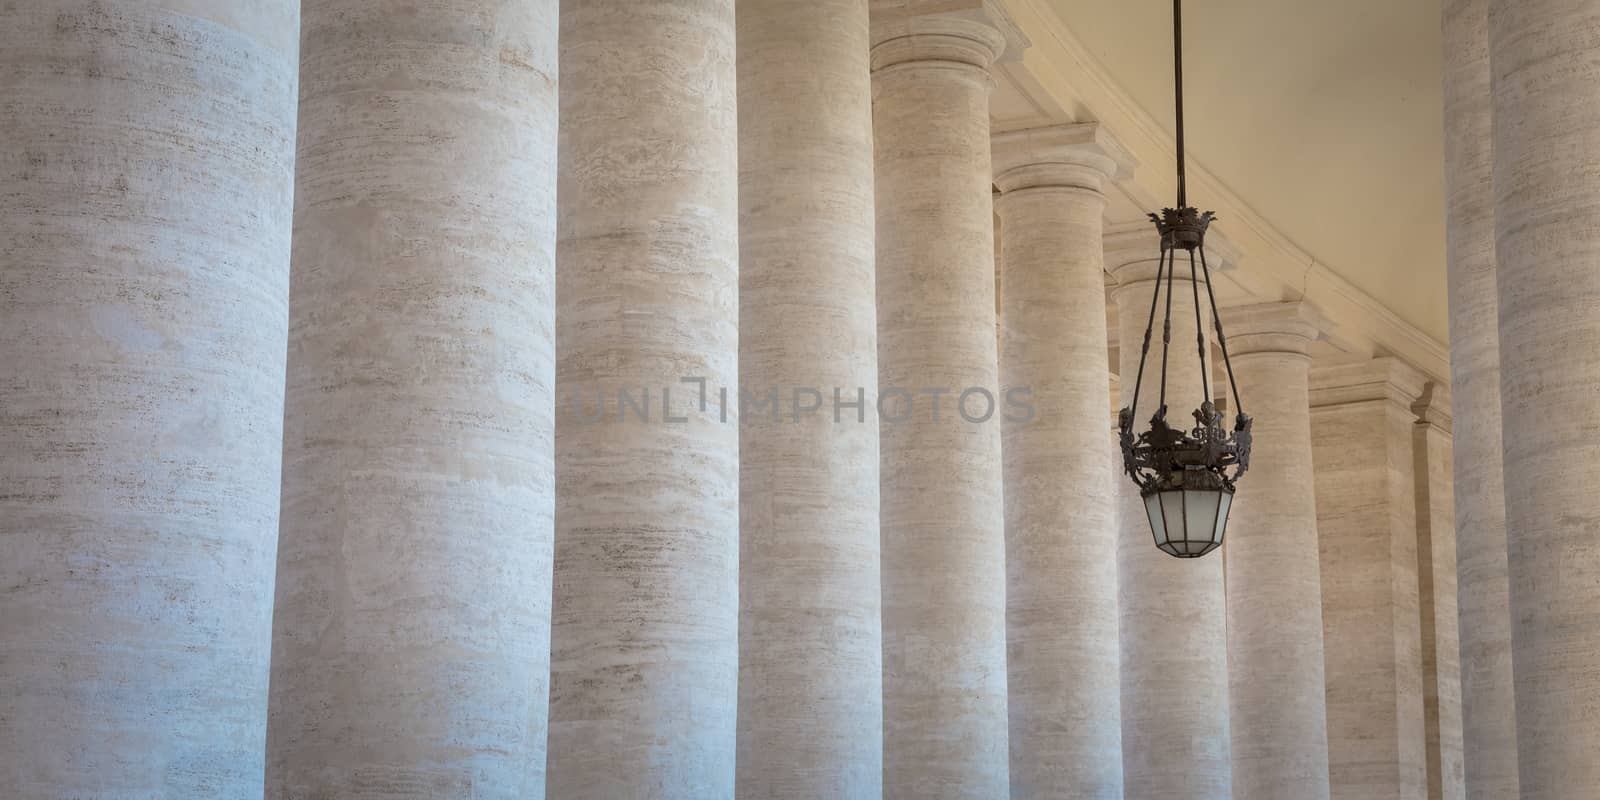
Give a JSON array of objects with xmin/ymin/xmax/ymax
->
[
  {"xmin": 1489, "ymin": 1, "xmax": 1600, "ymax": 796},
  {"xmin": 872, "ymin": 2, "xmax": 1025, "ymax": 795},
  {"xmin": 547, "ymin": 1, "xmax": 739, "ymax": 796},
  {"xmin": 266, "ymin": 2, "xmax": 559, "ymax": 797},
  {"xmin": 1224, "ymin": 302, "xmax": 1332, "ymax": 800},
  {"xmin": 736, "ymin": 1, "xmax": 882, "ymax": 797},
  {"xmin": 993, "ymin": 123, "xmax": 1131, "ymax": 800},
  {"xmin": 0, "ymin": 2, "xmax": 297, "ymax": 794},
  {"xmin": 1441, "ymin": 0, "xmax": 1519, "ymax": 795}
]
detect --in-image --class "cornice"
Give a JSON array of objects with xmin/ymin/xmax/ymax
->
[{"xmin": 1308, "ymin": 357, "xmax": 1429, "ymax": 411}]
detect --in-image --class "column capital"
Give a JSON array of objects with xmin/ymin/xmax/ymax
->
[
  {"xmin": 991, "ymin": 123, "xmax": 1137, "ymax": 194},
  {"xmin": 870, "ymin": 0, "xmax": 1029, "ymax": 72},
  {"xmin": 1104, "ymin": 223, "xmax": 1240, "ymax": 289},
  {"xmin": 1223, "ymin": 301, "xmax": 1327, "ymax": 358},
  {"xmin": 1309, "ymin": 356, "xmax": 1428, "ymax": 411}
]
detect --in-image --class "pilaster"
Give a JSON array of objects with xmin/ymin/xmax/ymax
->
[
  {"xmin": 1311, "ymin": 357, "xmax": 1430, "ymax": 800},
  {"xmin": 1412, "ymin": 386, "xmax": 1464, "ymax": 800}
]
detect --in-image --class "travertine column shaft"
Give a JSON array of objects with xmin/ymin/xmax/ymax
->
[
  {"xmin": 1413, "ymin": 391, "xmax": 1465, "ymax": 800},
  {"xmin": 548, "ymin": 1, "xmax": 739, "ymax": 797},
  {"xmin": 736, "ymin": 2, "xmax": 882, "ymax": 797},
  {"xmin": 1490, "ymin": 2, "xmax": 1600, "ymax": 797},
  {"xmin": 1311, "ymin": 359, "xmax": 1429, "ymax": 800},
  {"xmin": 1224, "ymin": 303, "xmax": 1332, "ymax": 800},
  {"xmin": 0, "ymin": 3, "xmax": 297, "ymax": 795},
  {"xmin": 994, "ymin": 124, "xmax": 1130, "ymax": 800},
  {"xmin": 872, "ymin": 4, "xmax": 1020, "ymax": 796},
  {"xmin": 1109, "ymin": 231, "xmax": 1232, "ymax": 800},
  {"xmin": 266, "ymin": 3, "xmax": 557, "ymax": 797},
  {"xmin": 1441, "ymin": 3, "xmax": 1520, "ymax": 795}
]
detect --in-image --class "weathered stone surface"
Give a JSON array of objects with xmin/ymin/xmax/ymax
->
[
  {"xmin": 872, "ymin": 5, "xmax": 1012, "ymax": 796},
  {"xmin": 0, "ymin": 2, "xmax": 297, "ymax": 795},
  {"xmin": 1108, "ymin": 230, "xmax": 1232, "ymax": 800},
  {"xmin": 1312, "ymin": 359, "xmax": 1429, "ymax": 800},
  {"xmin": 547, "ymin": 1, "xmax": 740, "ymax": 797},
  {"xmin": 1490, "ymin": 2, "xmax": 1600, "ymax": 797},
  {"xmin": 1441, "ymin": 3, "xmax": 1520, "ymax": 795},
  {"xmin": 265, "ymin": 2, "xmax": 558, "ymax": 797},
  {"xmin": 1225, "ymin": 302, "xmax": 1333, "ymax": 800},
  {"xmin": 736, "ymin": 2, "xmax": 882, "ymax": 797},
  {"xmin": 994, "ymin": 123, "xmax": 1129, "ymax": 800}
]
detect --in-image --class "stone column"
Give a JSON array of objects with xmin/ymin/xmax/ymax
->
[
  {"xmin": 993, "ymin": 123, "xmax": 1131, "ymax": 800},
  {"xmin": 1311, "ymin": 359, "xmax": 1429, "ymax": 800},
  {"xmin": 1490, "ymin": 3, "xmax": 1600, "ymax": 797},
  {"xmin": 1107, "ymin": 229, "xmax": 1233, "ymax": 800},
  {"xmin": 736, "ymin": 2, "xmax": 881, "ymax": 798},
  {"xmin": 1413, "ymin": 389, "xmax": 1465, "ymax": 800},
  {"xmin": 871, "ymin": 3, "xmax": 1023, "ymax": 796},
  {"xmin": 1224, "ymin": 302, "xmax": 1333, "ymax": 800},
  {"xmin": 1442, "ymin": 2, "xmax": 1520, "ymax": 795},
  {"xmin": 266, "ymin": 3, "xmax": 558, "ymax": 797},
  {"xmin": 547, "ymin": 2, "xmax": 739, "ymax": 798},
  {"xmin": 0, "ymin": 3, "xmax": 297, "ymax": 795}
]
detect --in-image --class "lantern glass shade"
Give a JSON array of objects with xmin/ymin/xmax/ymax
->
[{"xmin": 1142, "ymin": 483, "xmax": 1232, "ymax": 558}]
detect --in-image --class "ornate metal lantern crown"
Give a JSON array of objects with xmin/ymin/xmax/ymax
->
[{"xmin": 1116, "ymin": 0, "xmax": 1253, "ymax": 559}]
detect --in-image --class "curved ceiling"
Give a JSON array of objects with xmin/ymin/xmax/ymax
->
[{"xmin": 1046, "ymin": 0, "xmax": 1448, "ymax": 342}]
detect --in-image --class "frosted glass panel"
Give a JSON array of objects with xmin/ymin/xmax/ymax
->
[
  {"xmin": 1145, "ymin": 493, "xmax": 1169, "ymax": 546},
  {"xmin": 1160, "ymin": 491, "xmax": 1187, "ymax": 545},
  {"xmin": 1184, "ymin": 489, "xmax": 1223, "ymax": 547}
]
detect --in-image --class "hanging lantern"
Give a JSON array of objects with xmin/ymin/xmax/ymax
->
[{"xmin": 1117, "ymin": 0, "xmax": 1252, "ymax": 559}]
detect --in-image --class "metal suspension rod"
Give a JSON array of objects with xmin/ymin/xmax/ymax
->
[
  {"xmin": 1197, "ymin": 244, "xmax": 1244, "ymax": 416},
  {"xmin": 1127, "ymin": 244, "xmax": 1172, "ymax": 426},
  {"xmin": 1189, "ymin": 248, "xmax": 1210, "ymax": 406},
  {"xmin": 1158, "ymin": 241, "xmax": 1177, "ymax": 412},
  {"xmin": 1173, "ymin": 0, "xmax": 1187, "ymax": 209}
]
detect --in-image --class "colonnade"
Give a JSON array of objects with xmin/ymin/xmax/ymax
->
[{"xmin": 1, "ymin": 1, "xmax": 1598, "ymax": 799}]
